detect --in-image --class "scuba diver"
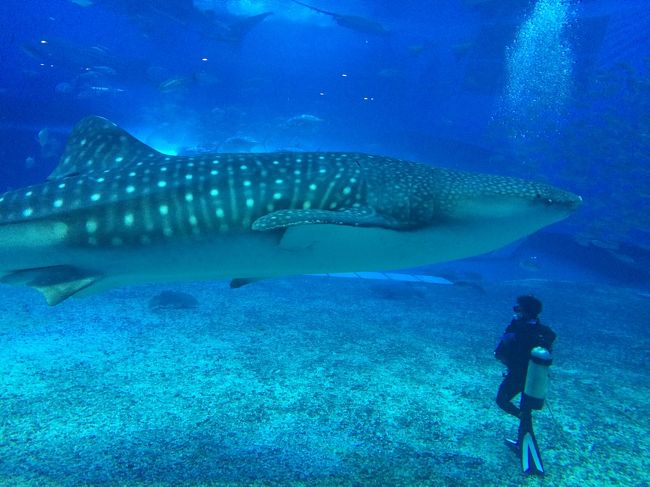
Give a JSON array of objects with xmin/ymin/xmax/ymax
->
[
  {"xmin": 495, "ymin": 295, "xmax": 556, "ymax": 418},
  {"xmin": 494, "ymin": 295, "xmax": 556, "ymax": 476}
]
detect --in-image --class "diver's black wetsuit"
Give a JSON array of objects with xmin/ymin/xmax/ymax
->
[{"xmin": 495, "ymin": 318, "xmax": 556, "ymax": 417}]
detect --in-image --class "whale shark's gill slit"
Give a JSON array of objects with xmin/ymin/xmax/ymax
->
[
  {"xmin": 224, "ymin": 162, "xmax": 239, "ymax": 225},
  {"xmin": 196, "ymin": 176, "xmax": 212, "ymax": 233},
  {"xmin": 291, "ymin": 155, "xmax": 310, "ymax": 210},
  {"xmin": 169, "ymin": 187, "xmax": 185, "ymax": 238}
]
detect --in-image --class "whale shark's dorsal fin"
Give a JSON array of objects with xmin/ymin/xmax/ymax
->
[{"xmin": 48, "ymin": 116, "xmax": 162, "ymax": 180}]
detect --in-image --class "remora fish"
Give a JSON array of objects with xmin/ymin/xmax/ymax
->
[{"xmin": 0, "ymin": 117, "xmax": 581, "ymax": 305}]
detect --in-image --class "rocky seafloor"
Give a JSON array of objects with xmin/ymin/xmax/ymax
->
[{"xmin": 0, "ymin": 276, "xmax": 648, "ymax": 486}]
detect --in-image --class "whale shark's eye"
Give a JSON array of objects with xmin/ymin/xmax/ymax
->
[{"xmin": 534, "ymin": 193, "xmax": 553, "ymax": 206}]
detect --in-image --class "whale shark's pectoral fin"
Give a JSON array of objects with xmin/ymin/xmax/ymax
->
[
  {"xmin": 252, "ymin": 207, "xmax": 407, "ymax": 253},
  {"xmin": 252, "ymin": 207, "xmax": 400, "ymax": 232},
  {"xmin": 1, "ymin": 265, "xmax": 102, "ymax": 306}
]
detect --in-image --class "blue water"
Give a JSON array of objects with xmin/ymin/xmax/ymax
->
[{"xmin": 0, "ymin": 1, "xmax": 649, "ymax": 484}]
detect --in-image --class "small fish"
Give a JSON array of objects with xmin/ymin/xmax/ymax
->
[
  {"xmin": 88, "ymin": 65, "xmax": 116, "ymax": 76},
  {"xmin": 286, "ymin": 114, "xmax": 324, "ymax": 127},
  {"xmin": 219, "ymin": 135, "xmax": 260, "ymax": 152},
  {"xmin": 55, "ymin": 82, "xmax": 73, "ymax": 94},
  {"xmin": 148, "ymin": 290, "xmax": 199, "ymax": 310},
  {"xmin": 76, "ymin": 86, "xmax": 125, "ymax": 99},
  {"xmin": 158, "ymin": 76, "xmax": 194, "ymax": 92},
  {"xmin": 37, "ymin": 128, "xmax": 50, "ymax": 147},
  {"xmin": 452, "ymin": 42, "xmax": 475, "ymax": 59},
  {"xmin": 36, "ymin": 129, "xmax": 61, "ymax": 159},
  {"xmin": 407, "ymin": 44, "xmax": 426, "ymax": 56},
  {"xmin": 24, "ymin": 156, "xmax": 36, "ymax": 169},
  {"xmin": 377, "ymin": 68, "xmax": 404, "ymax": 79},
  {"xmin": 519, "ymin": 255, "xmax": 541, "ymax": 272}
]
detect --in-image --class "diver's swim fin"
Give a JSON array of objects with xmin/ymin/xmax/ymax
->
[
  {"xmin": 517, "ymin": 411, "xmax": 545, "ymax": 476},
  {"xmin": 504, "ymin": 438, "xmax": 519, "ymax": 455}
]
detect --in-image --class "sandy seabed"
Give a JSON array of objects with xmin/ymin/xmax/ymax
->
[{"xmin": 0, "ymin": 276, "xmax": 648, "ymax": 486}]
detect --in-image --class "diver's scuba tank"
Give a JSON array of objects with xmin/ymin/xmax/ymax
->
[{"xmin": 521, "ymin": 346, "xmax": 553, "ymax": 411}]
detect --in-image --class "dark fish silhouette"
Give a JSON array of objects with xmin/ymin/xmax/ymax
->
[
  {"xmin": 92, "ymin": 0, "xmax": 272, "ymax": 45},
  {"xmin": 291, "ymin": 0, "xmax": 389, "ymax": 36}
]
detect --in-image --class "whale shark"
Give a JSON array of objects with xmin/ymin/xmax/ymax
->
[{"xmin": 0, "ymin": 116, "xmax": 581, "ymax": 305}]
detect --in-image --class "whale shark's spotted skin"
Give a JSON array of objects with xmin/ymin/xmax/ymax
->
[
  {"xmin": 0, "ymin": 117, "xmax": 581, "ymax": 305},
  {"xmin": 1, "ymin": 151, "xmax": 369, "ymax": 247},
  {"xmin": 0, "ymin": 118, "xmax": 416, "ymax": 245}
]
